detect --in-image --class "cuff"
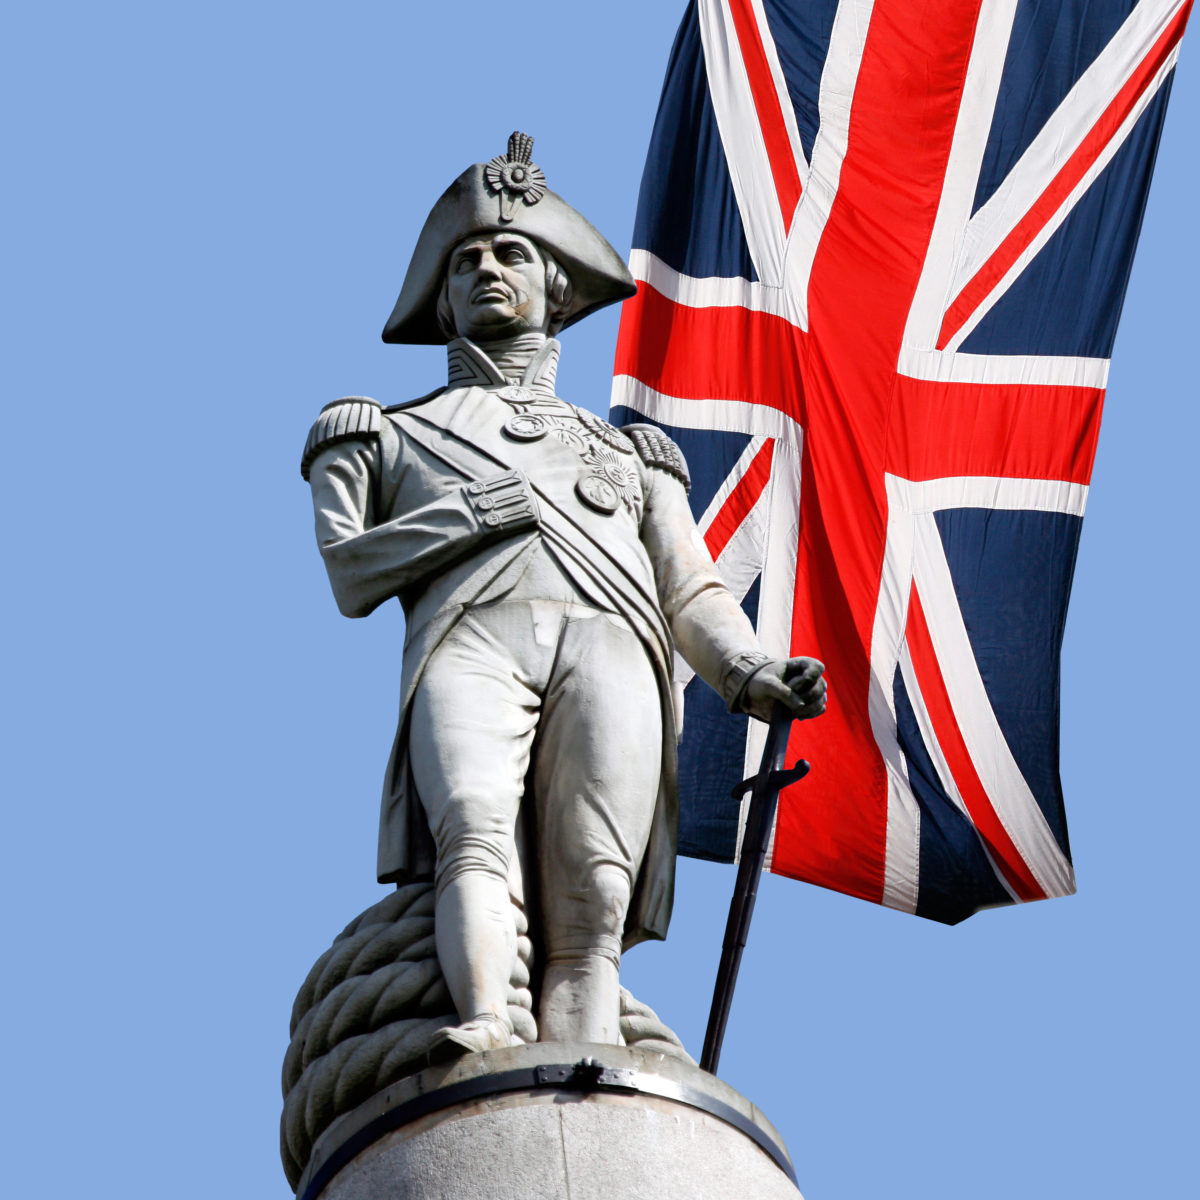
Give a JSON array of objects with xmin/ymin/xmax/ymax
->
[
  {"xmin": 465, "ymin": 470, "xmax": 538, "ymax": 530},
  {"xmin": 720, "ymin": 650, "xmax": 772, "ymax": 713}
]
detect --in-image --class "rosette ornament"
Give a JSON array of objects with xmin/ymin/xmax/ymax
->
[{"xmin": 485, "ymin": 131, "xmax": 547, "ymax": 223}]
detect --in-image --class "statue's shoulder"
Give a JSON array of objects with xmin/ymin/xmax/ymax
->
[
  {"xmin": 620, "ymin": 423, "xmax": 691, "ymax": 495},
  {"xmin": 302, "ymin": 389, "xmax": 453, "ymax": 481},
  {"xmin": 380, "ymin": 387, "xmax": 448, "ymax": 418},
  {"xmin": 300, "ymin": 396, "xmax": 382, "ymax": 481}
]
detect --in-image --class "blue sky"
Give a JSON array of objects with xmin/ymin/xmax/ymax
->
[{"xmin": 3, "ymin": 3, "xmax": 1196, "ymax": 1198}]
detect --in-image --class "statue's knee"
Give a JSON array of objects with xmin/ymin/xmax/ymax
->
[
  {"xmin": 434, "ymin": 831, "xmax": 512, "ymax": 894},
  {"xmin": 543, "ymin": 863, "xmax": 632, "ymax": 961},
  {"xmin": 588, "ymin": 863, "xmax": 634, "ymax": 931},
  {"xmin": 427, "ymin": 791, "xmax": 515, "ymax": 891}
]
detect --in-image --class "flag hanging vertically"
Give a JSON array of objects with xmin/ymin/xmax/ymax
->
[{"xmin": 612, "ymin": 0, "xmax": 1191, "ymax": 923}]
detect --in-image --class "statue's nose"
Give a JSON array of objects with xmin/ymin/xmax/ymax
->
[{"xmin": 475, "ymin": 251, "xmax": 503, "ymax": 278}]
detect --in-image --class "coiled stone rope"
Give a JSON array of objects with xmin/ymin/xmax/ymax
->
[{"xmin": 280, "ymin": 885, "xmax": 692, "ymax": 1189}]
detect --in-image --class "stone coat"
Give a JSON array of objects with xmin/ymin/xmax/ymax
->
[{"xmin": 306, "ymin": 340, "xmax": 768, "ymax": 947}]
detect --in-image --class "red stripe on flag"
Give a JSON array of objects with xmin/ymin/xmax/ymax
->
[
  {"xmin": 726, "ymin": 0, "xmax": 804, "ymax": 229},
  {"xmin": 704, "ymin": 439, "xmax": 776, "ymax": 559},
  {"xmin": 904, "ymin": 587, "xmax": 1046, "ymax": 901},
  {"xmin": 772, "ymin": 0, "xmax": 992, "ymax": 905},
  {"xmin": 888, "ymin": 374, "xmax": 1104, "ymax": 484},
  {"xmin": 935, "ymin": 4, "xmax": 1190, "ymax": 349},
  {"xmin": 614, "ymin": 285, "xmax": 806, "ymax": 419}
]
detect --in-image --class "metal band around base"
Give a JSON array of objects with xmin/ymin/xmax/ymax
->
[{"xmin": 298, "ymin": 1057, "xmax": 797, "ymax": 1200}]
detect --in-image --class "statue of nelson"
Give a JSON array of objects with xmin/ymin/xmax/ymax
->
[{"xmin": 302, "ymin": 133, "xmax": 826, "ymax": 1061}]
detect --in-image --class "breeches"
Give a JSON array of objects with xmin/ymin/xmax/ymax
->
[{"xmin": 409, "ymin": 599, "xmax": 663, "ymax": 963}]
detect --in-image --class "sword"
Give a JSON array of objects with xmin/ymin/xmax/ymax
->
[{"xmin": 700, "ymin": 703, "xmax": 810, "ymax": 1075}]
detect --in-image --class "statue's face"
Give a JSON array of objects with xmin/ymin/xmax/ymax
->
[{"xmin": 445, "ymin": 232, "xmax": 551, "ymax": 341}]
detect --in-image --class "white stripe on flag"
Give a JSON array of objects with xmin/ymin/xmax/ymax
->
[
  {"xmin": 746, "ymin": 0, "xmax": 810, "ymax": 181},
  {"xmin": 895, "ymin": 475, "xmax": 1089, "ymax": 517},
  {"xmin": 903, "ymin": 0, "xmax": 1020, "ymax": 353},
  {"xmin": 674, "ymin": 439, "xmax": 775, "ymax": 692},
  {"xmin": 783, "ymin": 0, "xmax": 878, "ymax": 328},
  {"xmin": 944, "ymin": 42, "xmax": 1182, "ymax": 350},
  {"xmin": 697, "ymin": 435, "xmax": 773, "ymax": 535},
  {"xmin": 755, "ymin": 436, "xmax": 802, "ymax": 871},
  {"xmin": 910, "ymin": 512, "xmax": 1076, "ymax": 897},
  {"xmin": 610, "ymin": 377, "xmax": 804, "ymax": 441},
  {"xmin": 874, "ymin": 473, "xmax": 1085, "ymax": 906},
  {"xmin": 730, "ymin": 464, "xmax": 782, "ymax": 866},
  {"xmin": 629, "ymin": 250, "xmax": 797, "ymax": 322},
  {"xmin": 870, "ymin": 482, "xmax": 922, "ymax": 912},
  {"xmin": 948, "ymin": 0, "xmax": 1188, "ymax": 307},
  {"xmin": 898, "ymin": 644, "xmax": 1021, "ymax": 903},
  {"xmin": 697, "ymin": 0, "xmax": 790, "ymax": 286},
  {"xmin": 897, "ymin": 347, "xmax": 1110, "ymax": 390}
]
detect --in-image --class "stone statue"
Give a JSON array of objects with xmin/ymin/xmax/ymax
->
[{"xmin": 302, "ymin": 133, "xmax": 826, "ymax": 1063}]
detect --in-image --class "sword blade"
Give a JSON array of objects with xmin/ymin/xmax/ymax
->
[{"xmin": 700, "ymin": 704, "xmax": 807, "ymax": 1074}]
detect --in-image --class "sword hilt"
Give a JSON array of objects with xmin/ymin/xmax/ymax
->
[{"xmin": 730, "ymin": 758, "xmax": 810, "ymax": 800}]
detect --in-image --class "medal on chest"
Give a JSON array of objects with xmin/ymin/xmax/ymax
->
[{"xmin": 496, "ymin": 386, "xmax": 640, "ymax": 515}]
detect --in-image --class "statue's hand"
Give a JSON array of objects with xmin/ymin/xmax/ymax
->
[
  {"xmin": 463, "ymin": 470, "xmax": 539, "ymax": 535},
  {"xmin": 742, "ymin": 657, "xmax": 827, "ymax": 723}
]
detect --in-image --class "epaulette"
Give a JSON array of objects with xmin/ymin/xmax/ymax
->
[
  {"xmin": 620, "ymin": 423, "xmax": 691, "ymax": 494},
  {"xmin": 301, "ymin": 397, "xmax": 381, "ymax": 481}
]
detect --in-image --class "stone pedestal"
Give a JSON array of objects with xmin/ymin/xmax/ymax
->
[{"xmin": 295, "ymin": 1042, "xmax": 803, "ymax": 1200}]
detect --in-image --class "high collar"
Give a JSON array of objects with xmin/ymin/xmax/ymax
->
[{"xmin": 446, "ymin": 336, "xmax": 561, "ymax": 396}]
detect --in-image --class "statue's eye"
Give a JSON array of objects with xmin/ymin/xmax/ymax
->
[
  {"xmin": 453, "ymin": 256, "xmax": 475, "ymax": 273},
  {"xmin": 502, "ymin": 247, "xmax": 527, "ymax": 265}
]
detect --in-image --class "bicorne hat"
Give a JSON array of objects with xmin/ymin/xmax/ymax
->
[{"xmin": 382, "ymin": 133, "xmax": 637, "ymax": 345}]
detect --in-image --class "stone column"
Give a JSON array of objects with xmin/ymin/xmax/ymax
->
[{"xmin": 294, "ymin": 1042, "xmax": 803, "ymax": 1200}]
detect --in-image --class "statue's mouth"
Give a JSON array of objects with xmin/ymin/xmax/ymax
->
[{"xmin": 472, "ymin": 286, "xmax": 514, "ymax": 305}]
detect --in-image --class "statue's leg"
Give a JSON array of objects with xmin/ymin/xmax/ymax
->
[
  {"xmin": 409, "ymin": 609, "xmax": 545, "ymax": 1038},
  {"xmin": 533, "ymin": 612, "xmax": 663, "ymax": 1044}
]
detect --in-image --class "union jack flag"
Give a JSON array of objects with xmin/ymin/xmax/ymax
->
[{"xmin": 611, "ymin": 0, "xmax": 1192, "ymax": 923}]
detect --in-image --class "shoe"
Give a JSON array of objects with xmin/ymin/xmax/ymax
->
[{"xmin": 427, "ymin": 1013, "xmax": 516, "ymax": 1065}]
